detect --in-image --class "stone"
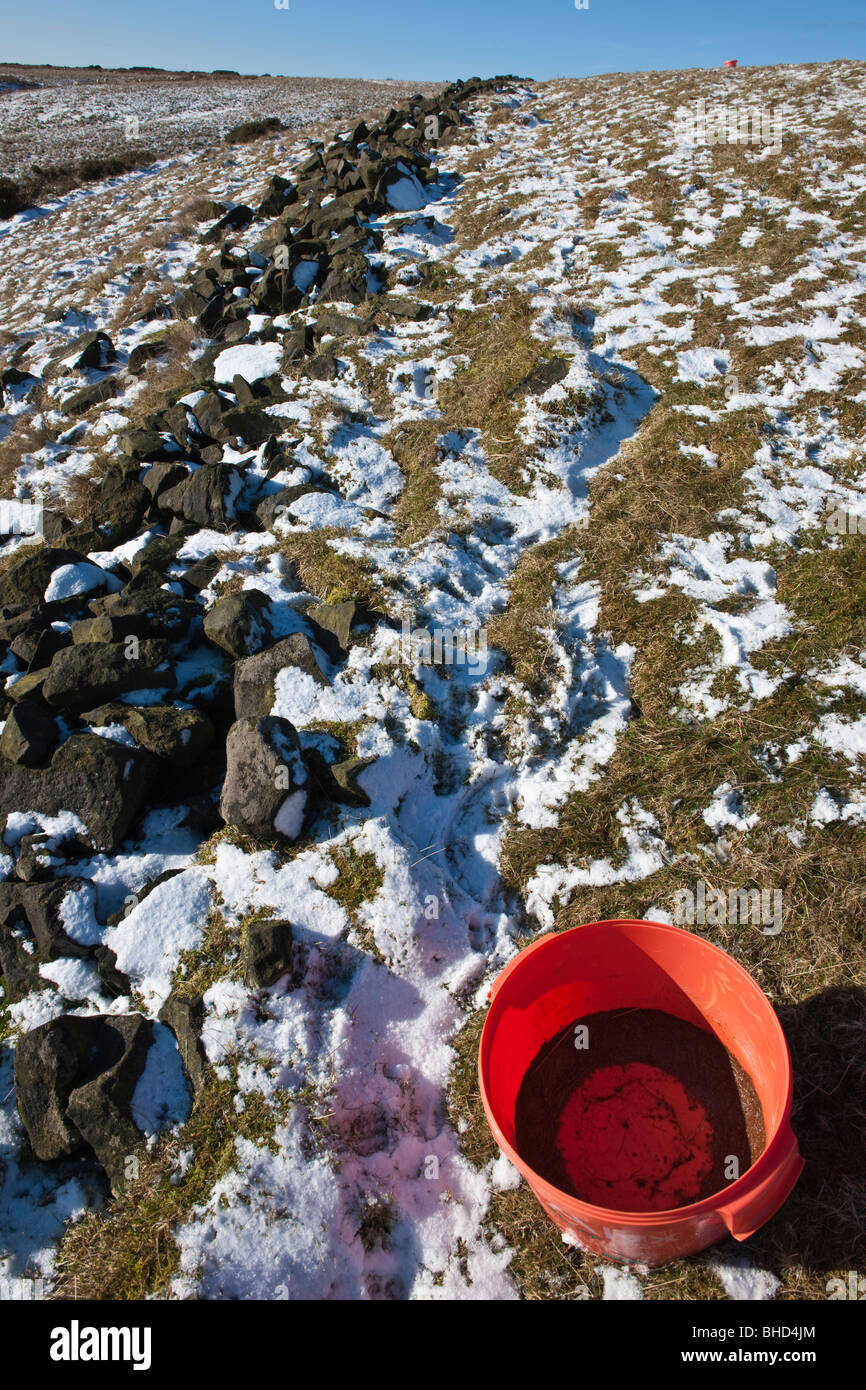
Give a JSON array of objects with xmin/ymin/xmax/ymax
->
[
  {"xmin": 81, "ymin": 702, "xmax": 214, "ymax": 765},
  {"xmin": 254, "ymin": 484, "xmax": 333, "ymax": 528},
  {"xmin": 219, "ymin": 715, "xmax": 309, "ymax": 841},
  {"xmin": 233, "ymin": 634, "xmax": 328, "ymax": 718},
  {"xmin": 141, "ymin": 461, "xmax": 191, "ymax": 503},
  {"xmin": 158, "ymin": 992, "xmax": 207, "ymax": 1094},
  {"xmin": 61, "ymin": 375, "xmax": 122, "ymax": 414},
  {"xmin": 507, "ymin": 355, "xmax": 570, "ymax": 398},
  {"xmin": 18, "ymin": 879, "xmax": 93, "ymax": 962},
  {"xmin": 328, "ymin": 757, "xmax": 373, "ymax": 807},
  {"xmin": 220, "ymin": 405, "xmax": 284, "ymax": 449},
  {"xmin": 307, "ymin": 600, "xmax": 368, "ymax": 657},
  {"xmin": 93, "ymin": 944, "xmax": 130, "ymax": 999},
  {"xmin": 0, "ymin": 546, "xmax": 90, "ymax": 614},
  {"xmin": 127, "ymin": 339, "xmax": 170, "ymax": 375},
  {"xmin": 72, "ymin": 331, "xmax": 115, "ymax": 371},
  {"xmin": 159, "ymin": 463, "xmax": 244, "ymax": 528},
  {"xmin": 89, "ymin": 476, "xmax": 151, "ymax": 546},
  {"xmin": 119, "ymin": 428, "xmax": 183, "ymax": 462},
  {"xmin": 13, "ymin": 1013, "xmax": 153, "ymax": 1189},
  {"xmin": 311, "ymin": 311, "xmax": 375, "ymax": 341},
  {"xmin": 0, "ymin": 734, "xmax": 156, "ymax": 851},
  {"xmin": 0, "ymin": 929, "xmax": 45, "ymax": 1002},
  {"xmin": 256, "ymin": 175, "xmax": 298, "ymax": 219},
  {"xmin": 203, "ymin": 204, "xmax": 254, "ymax": 241},
  {"xmin": 378, "ymin": 296, "xmax": 434, "ymax": 322},
  {"xmin": 42, "ymin": 640, "xmax": 174, "ymax": 709},
  {"xmin": 302, "ymin": 353, "xmax": 341, "ymax": 382},
  {"xmin": 89, "ymin": 587, "xmax": 197, "ymax": 640},
  {"xmin": 9, "ymin": 623, "xmax": 69, "ymax": 670},
  {"xmin": 203, "ymin": 590, "xmax": 273, "ymax": 658},
  {"xmin": 0, "ymin": 702, "xmax": 58, "ymax": 765},
  {"xmin": 242, "ymin": 918, "xmax": 297, "ymax": 989},
  {"xmin": 282, "ymin": 325, "xmax": 314, "ymax": 362}
]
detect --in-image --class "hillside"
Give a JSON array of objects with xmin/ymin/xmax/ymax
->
[{"xmin": 0, "ymin": 60, "xmax": 864, "ymax": 1302}]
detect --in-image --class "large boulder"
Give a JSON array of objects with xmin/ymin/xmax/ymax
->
[
  {"xmin": 159, "ymin": 463, "xmax": 244, "ymax": 528},
  {"xmin": 220, "ymin": 715, "xmax": 309, "ymax": 841},
  {"xmin": 42, "ymin": 639, "xmax": 174, "ymax": 709},
  {"xmin": 203, "ymin": 590, "xmax": 273, "ymax": 658},
  {"xmin": 0, "ymin": 735, "xmax": 156, "ymax": 851},
  {"xmin": 0, "ymin": 547, "xmax": 90, "ymax": 615},
  {"xmin": 82, "ymin": 702, "xmax": 215, "ymax": 765},
  {"xmin": 233, "ymin": 634, "xmax": 328, "ymax": 718},
  {"xmin": 13, "ymin": 1013, "xmax": 154, "ymax": 1192},
  {"xmin": 15, "ymin": 879, "xmax": 95, "ymax": 961},
  {"xmin": 0, "ymin": 702, "xmax": 59, "ymax": 765},
  {"xmin": 88, "ymin": 586, "xmax": 197, "ymax": 640}
]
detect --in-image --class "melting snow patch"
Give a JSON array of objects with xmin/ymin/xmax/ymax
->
[
  {"xmin": 595, "ymin": 1264, "xmax": 645, "ymax": 1300},
  {"xmin": 710, "ymin": 1253, "xmax": 780, "ymax": 1301}
]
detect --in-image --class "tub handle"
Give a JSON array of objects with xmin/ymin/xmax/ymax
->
[{"xmin": 718, "ymin": 1131, "xmax": 804, "ymax": 1241}]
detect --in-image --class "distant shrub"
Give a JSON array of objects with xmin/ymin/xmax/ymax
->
[
  {"xmin": 0, "ymin": 151, "xmax": 157, "ymax": 217},
  {"xmin": 0, "ymin": 177, "xmax": 28, "ymax": 218},
  {"xmin": 225, "ymin": 117, "xmax": 284, "ymax": 145}
]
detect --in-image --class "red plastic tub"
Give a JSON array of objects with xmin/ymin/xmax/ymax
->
[{"xmin": 478, "ymin": 919, "xmax": 803, "ymax": 1265}]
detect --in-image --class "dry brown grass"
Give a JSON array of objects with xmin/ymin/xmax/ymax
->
[
  {"xmin": 0, "ymin": 418, "xmax": 51, "ymax": 498},
  {"xmin": 384, "ymin": 420, "xmax": 444, "ymax": 545}
]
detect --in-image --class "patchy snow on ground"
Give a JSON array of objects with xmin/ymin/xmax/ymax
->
[{"xmin": 1, "ymin": 58, "xmax": 865, "ymax": 1302}]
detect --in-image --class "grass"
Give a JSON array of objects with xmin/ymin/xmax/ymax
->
[
  {"xmin": 19, "ymin": 58, "xmax": 866, "ymax": 1303},
  {"xmin": 438, "ymin": 61, "xmax": 866, "ymax": 1299},
  {"xmin": 275, "ymin": 528, "xmax": 382, "ymax": 605},
  {"xmin": 324, "ymin": 844, "xmax": 386, "ymax": 961},
  {"xmin": 436, "ymin": 287, "xmax": 546, "ymax": 493},
  {"xmin": 384, "ymin": 420, "xmax": 444, "ymax": 544}
]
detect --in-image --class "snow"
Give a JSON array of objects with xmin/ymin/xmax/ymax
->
[
  {"xmin": 385, "ymin": 173, "xmax": 428, "ymax": 212},
  {"xmin": 710, "ymin": 1254, "xmax": 781, "ymax": 1301},
  {"xmin": 595, "ymin": 1264, "xmax": 645, "ymax": 1300},
  {"xmin": 273, "ymin": 789, "xmax": 307, "ymax": 839},
  {"xmin": 2, "ymin": 61, "xmax": 864, "ymax": 1303},
  {"xmin": 212, "ymin": 341, "xmax": 284, "ymax": 386},
  {"xmin": 105, "ymin": 869, "xmax": 213, "ymax": 1013},
  {"xmin": 131, "ymin": 1023, "xmax": 192, "ymax": 1135},
  {"xmin": 43, "ymin": 561, "xmax": 123, "ymax": 602}
]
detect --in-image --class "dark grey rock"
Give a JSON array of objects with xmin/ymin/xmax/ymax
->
[
  {"xmin": 507, "ymin": 355, "xmax": 570, "ymax": 398},
  {"xmin": 42, "ymin": 639, "xmax": 174, "ymax": 709},
  {"xmin": 220, "ymin": 715, "xmax": 308, "ymax": 841},
  {"xmin": 13, "ymin": 1012, "xmax": 153, "ymax": 1193},
  {"xmin": 203, "ymin": 590, "xmax": 272, "ymax": 658},
  {"xmin": 233, "ymin": 634, "xmax": 328, "ymax": 718},
  {"xmin": 81, "ymin": 702, "xmax": 214, "ymax": 765},
  {"xmin": 0, "ymin": 734, "xmax": 156, "ymax": 851},
  {"xmin": 158, "ymin": 992, "xmax": 207, "ymax": 1094},
  {"xmin": 0, "ymin": 702, "xmax": 58, "ymax": 766},
  {"xmin": 242, "ymin": 918, "xmax": 297, "ymax": 989}
]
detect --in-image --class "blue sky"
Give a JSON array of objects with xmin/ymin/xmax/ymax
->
[{"xmin": 2, "ymin": 0, "xmax": 864, "ymax": 80}]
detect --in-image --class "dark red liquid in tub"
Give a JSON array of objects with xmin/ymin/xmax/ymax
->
[{"xmin": 514, "ymin": 1009, "xmax": 766, "ymax": 1212}]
